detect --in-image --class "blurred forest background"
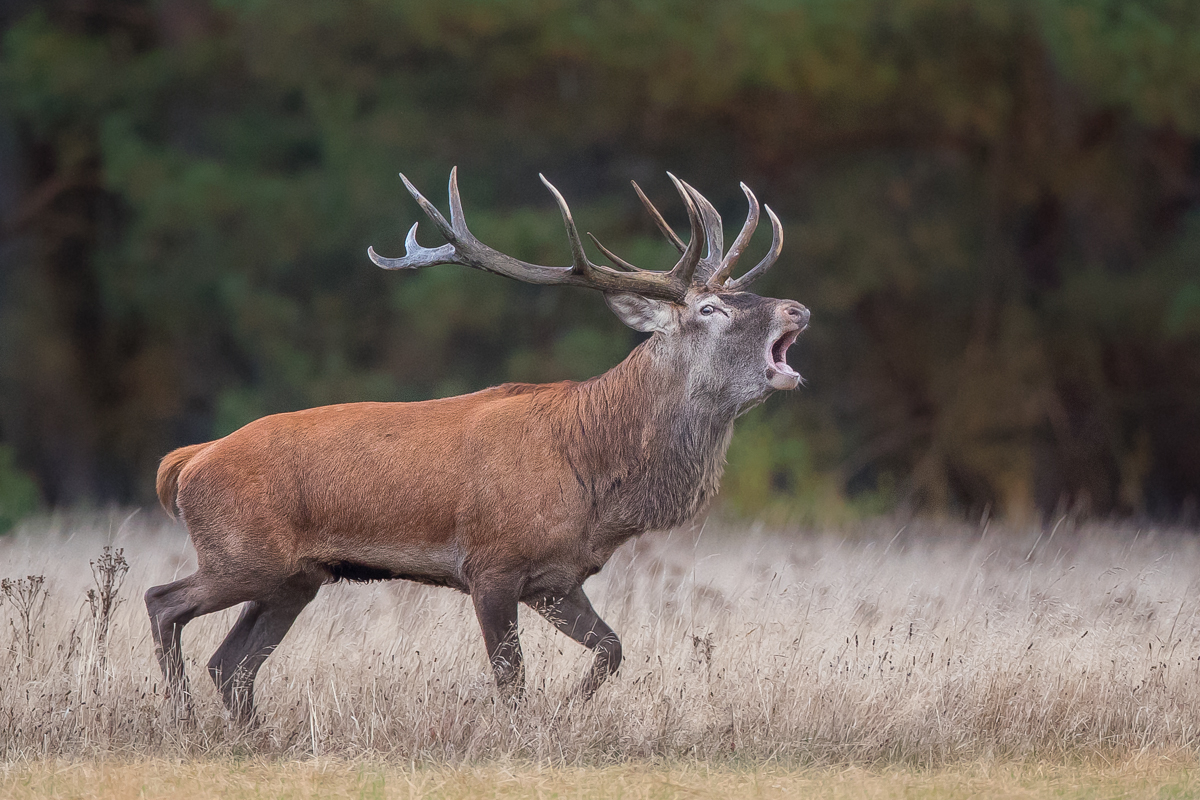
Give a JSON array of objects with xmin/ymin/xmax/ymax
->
[{"xmin": 0, "ymin": 0, "xmax": 1198, "ymax": 532}]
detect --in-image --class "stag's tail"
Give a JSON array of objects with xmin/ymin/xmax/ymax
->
[{"xmin": 156, "ymin": 442, "xmax": 212, "ymax": 518}]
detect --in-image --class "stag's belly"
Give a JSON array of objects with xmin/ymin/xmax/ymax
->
[{"xmin": 312, "ymin": 539, "xmax": 467, "ymax": 591}]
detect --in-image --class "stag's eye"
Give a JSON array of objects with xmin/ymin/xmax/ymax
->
[{"xmin": 699, "ymin": 304, "xmax": 716, "ymax": 316}]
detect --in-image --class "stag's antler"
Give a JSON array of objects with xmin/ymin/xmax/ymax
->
[
  {"xmin": 368, "ymin": 169, "xmax": 783, "ymax": 300},
  {"xmin": 621, "ymin": 179, "xmax": 783, "ymax": 292},
  {"xmin": 369, "ymin": 168, "xmax": 707, "ymax": 302}
]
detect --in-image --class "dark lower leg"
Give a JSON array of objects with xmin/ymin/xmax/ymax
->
[
  {"xmin": 207, "ymin": 600, "xmax": 265, "ymax": 719},
  {"xmin": 532, "ymin": 586, "xmax": 622, "ymax": 700},
  {"xmin": 145, "ymin": 576, "xmax": 208, "ymax": 705},
  {"xmin": 207, "ymin": 574, "xmax": 320, "ymax": 722},
  {"xmin": 471, "ymin": 583, "xmax": 524, "ymax": 700}
]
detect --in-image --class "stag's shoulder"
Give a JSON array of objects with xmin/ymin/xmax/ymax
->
[{"xmin": 454, "ymin": 381, "xmax": 585, "ymax": 446}]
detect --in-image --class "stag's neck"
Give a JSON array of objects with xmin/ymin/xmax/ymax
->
[{"xmin": 563, "ymin": 336, "xmax": 739, "ymax": 546}]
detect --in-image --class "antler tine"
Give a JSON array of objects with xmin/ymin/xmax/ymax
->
[
  {"xmin": 586, "ymin": 232, "xmax": 644, "ymax": 272},
  {"xmin": 631, "ymin": 180, "xmax": 686, "ymax": 254},
  {"xmin": 679, "ymin": 179, "xmax": 724, "ymax": 284},
  {"xmin": 539, "ymin": 174, "xmax": 594, "ymax": 276},
  {"xmin": 368, "ymin": 222, "xmax": 458, "ymax": 270},
  {"xmin": 399, "ymin": 172, "xmax": 456, "ymax": 242},
  {"xmin": 709, "ymin": 182, "xmax": 760, "ymax": 287},
  {"xmin": 665, "ymin": 173, "xmax": 706, "ymax": 289},
  {"xmin": 447, "ymin": 166, "xmax": 470, "ymax": 235},
  {"xmin": 724, "ymin": 203, "xmax": 783, "ymax": 291}
]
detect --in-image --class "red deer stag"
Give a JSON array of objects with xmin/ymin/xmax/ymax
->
[{"xmin": 148, "ymin": 168, "xmax": 809, "ymax": 721}]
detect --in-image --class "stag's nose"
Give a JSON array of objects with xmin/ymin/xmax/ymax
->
[{"xmin": 782, "ymin": 302, "xmax": 810, "ymax": 329}]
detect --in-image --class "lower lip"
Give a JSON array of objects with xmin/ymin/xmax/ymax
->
[{"xmin": 767, "ymin": 366, "xmax": 800, "ymax": 390}]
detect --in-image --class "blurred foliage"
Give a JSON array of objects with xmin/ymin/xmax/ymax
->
[
  {"xmin": 0, "ymin": 0, "xmax": 1197, "ymax": 524},
  {"xmin": 0, "ymin": 443, "xmax": 40, "ymax": 533}
]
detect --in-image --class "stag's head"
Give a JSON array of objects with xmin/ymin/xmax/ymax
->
[{"xmin": 369, "ymin": 169, "xmax": 808, "ymax": 406}]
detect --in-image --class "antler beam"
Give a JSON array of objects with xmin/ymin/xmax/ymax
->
[
  {"xmin": 369, "ymin": 168, "xmax": 704, "ymax": 302},
  {"xmin": 368, "ymin": 169, "xmax": 784, "ymax": 300}
]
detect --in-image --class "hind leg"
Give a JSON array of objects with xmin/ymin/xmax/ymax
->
[
  {"xmin": 206, "ymin": 571, "xmax": 322, "ymax": 723},
  {"xmin": 145, "ymin": 571, "xmax": 247, "ymax": 712}
]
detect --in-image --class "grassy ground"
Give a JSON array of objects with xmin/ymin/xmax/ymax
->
[
  {"xmin": 2, "ymin": 513, "xmax": 1200, "ymax": 795},
  {"xmin": 2, "ymin": 757, "xmax": 1199, "ymax": 799}
]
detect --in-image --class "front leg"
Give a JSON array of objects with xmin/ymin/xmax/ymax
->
[
  {"xmin": 531, "ymin": 585, "xmax": 622, "ymax": 701},
  {"xmin": 470, "ymin": 581, "xmax": 525, "ymax": 701}
]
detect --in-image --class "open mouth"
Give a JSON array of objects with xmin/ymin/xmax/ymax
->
[{"xmin": 766, "ymin": 328, "xmax": 802, "ymax": 388}]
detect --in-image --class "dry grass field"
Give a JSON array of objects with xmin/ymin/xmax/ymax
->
[
  {"xmin": 3, "ymin": 757, "xmax": 1200, "ymax": 798},
  {"xmin": 1, "ymin": 512, "xmax": 1199, "ymax": 796}
]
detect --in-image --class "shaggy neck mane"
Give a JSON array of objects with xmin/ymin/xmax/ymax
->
[{"xmin": 543, "ymin": 335, "xmax": 739, "ymax": 547}]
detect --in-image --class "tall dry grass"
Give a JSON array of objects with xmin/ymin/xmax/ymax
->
[{"xmin": 1, "ymin": 512, "xmax": 1199, "ymax": 765}]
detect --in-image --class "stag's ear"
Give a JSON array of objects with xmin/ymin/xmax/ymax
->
[{"xmin": 604, "ymin": 293, "xmax": 677, "ymax": 333}]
